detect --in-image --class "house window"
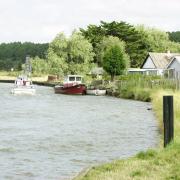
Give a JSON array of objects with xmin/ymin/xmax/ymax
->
[{"xmin": 147, "ymin": 70, "xmax": 158, "ymax": 75}]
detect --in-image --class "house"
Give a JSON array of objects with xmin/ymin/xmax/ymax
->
[
  {"xmin": 166, "ymin": 56, "xmax": 180, "ymax": 79},
  {"xmin": 141, "ymin": 52, "xmax": 180, "ymax": 76}
]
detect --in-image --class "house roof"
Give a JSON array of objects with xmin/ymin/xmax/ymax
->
[
  {"xmin": 167, "ymin": 56, "xmax": 180, "ymax": 68},
  {"xmin": 141, "ymin": 52, "xmax": 180, "ymax": 69}
]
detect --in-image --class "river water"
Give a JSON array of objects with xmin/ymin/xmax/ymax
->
[{"xmin": 0, "ymin": 83, "xmax": 159, "ymax": 180}]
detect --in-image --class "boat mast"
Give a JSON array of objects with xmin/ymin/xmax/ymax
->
[{"xmin": 24, "ymin": 55, "xmax": 32, "ymax": 77}]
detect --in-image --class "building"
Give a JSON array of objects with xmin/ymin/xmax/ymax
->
[
  {"xmin": 166, "ymin": 56, "xmax": 180, "ymax": 79},
  {"xmin": 141, "ymin": 52, "xmax": 180, "ymax": 77}
]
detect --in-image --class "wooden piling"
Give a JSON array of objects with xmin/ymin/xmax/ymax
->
[{"xmin": 163, "ymin": 96, "xmax": 174, "ymax": 147}]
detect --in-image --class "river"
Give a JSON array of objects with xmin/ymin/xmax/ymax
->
[{"xmin": 0, "ymin": 83, "xmax": 159, "ymax": 180}]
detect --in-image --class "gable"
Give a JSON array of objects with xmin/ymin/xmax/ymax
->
[
  {"xmin": 142, "ymin": 56, "xmax": 156, "ymax": 69},
  {"xmin": 168, "ymin": 57, "xmax": 180, "ymax": 72}
]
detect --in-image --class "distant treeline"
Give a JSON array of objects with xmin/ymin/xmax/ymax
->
[
  {"xmin": 168, "ymin": 31, "xmax": 180, "ymax": 43},
  {"xmin": 0, "ymin": 22, "xmax": 180, "ymax": 72},
  {"xmin": 0, "ymin": 42, "xmax": 49, "ymax": 70}
]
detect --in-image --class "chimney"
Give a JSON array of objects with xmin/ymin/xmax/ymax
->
[{"xmin": 166, "ymin": 50, "xmax": 171, "ymax": 58}]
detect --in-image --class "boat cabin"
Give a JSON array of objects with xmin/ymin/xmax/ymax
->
[
  {"xmin": 64, "ymin": 75, "xmax": 83, "ymax": 85},
  {"xmin": 15, "ymin": 76, "xmax": 32, "ymax": 86}
]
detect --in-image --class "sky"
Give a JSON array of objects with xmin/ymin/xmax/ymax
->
[{"xmin": 0, "ymin": 0, "xmax": 180, "ymax": 43}]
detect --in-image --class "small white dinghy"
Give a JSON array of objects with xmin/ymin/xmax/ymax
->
[
  {"xmin": 86, "ymin": 89, "xmax": 106, "ymax": 96},
  {"xmin": 11, "ymin": 76, "xmax": 36, "ymax": 95}
]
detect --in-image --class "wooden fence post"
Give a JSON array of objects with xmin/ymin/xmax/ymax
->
[{"xmin": 163, "ymin": 96, "xmax": 174, "ymax": 147}]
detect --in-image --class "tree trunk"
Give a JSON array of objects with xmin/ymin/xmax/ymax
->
[{"xmin": 111, "ymin": 74, "xmax": 115, "ymax": 82}]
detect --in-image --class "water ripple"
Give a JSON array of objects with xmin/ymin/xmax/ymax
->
[{"xmin": 0, "ymin": 83, "xmax": 159, "ymax": 179}]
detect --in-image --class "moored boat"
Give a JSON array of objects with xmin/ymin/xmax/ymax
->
[
  {"xmin": 11, "ymin": 76, "xmax": 35, "ymax": 95},
  {"xmin": 54, "ymin": 75, "xmax": 86, "ymax": 95},
  {"xmin": 86, "ymin": 88, "xmax": 106, "ymax": 96},
  {"xmin": 11, "ymin": 56, "xmax": 36, "ymax": 95}
]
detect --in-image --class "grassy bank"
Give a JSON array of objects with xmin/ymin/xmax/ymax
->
[
  {"xmin": 75, "ymin": 89, "xmax": 180, "ymax": 180},
  {"xmin": 0, "ymin": 71, "xmax": 48, "ymax": 82}
]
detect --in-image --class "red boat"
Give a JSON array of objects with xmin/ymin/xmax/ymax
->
[{"xmin": 54, "ymin": 75, "xmax": 86, "ymax": 95}]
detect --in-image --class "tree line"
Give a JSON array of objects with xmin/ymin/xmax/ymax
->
[
  {"xmin": 168, "ymin": 31, "xmax": 180, "ymax": 43},
  {"xmin": 0, "ymin": 21, "xmax": 180, "ymax": 80},
  {"xmin": 0, "ymin": 42, "xmax": 48, "ymax": 70}
]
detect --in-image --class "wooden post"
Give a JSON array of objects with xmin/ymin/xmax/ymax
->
[{"xmin": 163, "ymin": 96, "xmax": 174, "ymax": 147}]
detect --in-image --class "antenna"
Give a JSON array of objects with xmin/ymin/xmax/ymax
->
[{"xmin": 25, "ymin": 55, "xmax": 32, "ymax": 77}]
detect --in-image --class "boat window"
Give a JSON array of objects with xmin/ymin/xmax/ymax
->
[
  {"xmin": 76, "ymin": 77, "xmax": 82, "ymax": 81},
  {"xmin": 69, "ymin": 77, "xmax": 75, "ymax": 81}
]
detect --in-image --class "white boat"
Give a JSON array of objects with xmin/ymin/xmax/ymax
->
[
  {"xmin": 86, "ymin": 89, "xmax": 106, "ymax": 96},
  {"xmin": 11, "ymin": 76, "xmax": 36, "ymax": 95},
  {"xmin": 11, "ymin": 56, "xmax": 36, "ymax": 95}
]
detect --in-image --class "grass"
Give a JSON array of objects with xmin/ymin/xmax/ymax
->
[
  {"xmin": 74, "ymin": 89, "xmax": 180, "ymax": 180},
  {"xmin": 0, "ymin": 71, "xmax": 48, "ymax": 82}
]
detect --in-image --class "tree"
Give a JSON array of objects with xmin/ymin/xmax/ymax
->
[
  {"xmin": 80, "ymin": 21, "xmax": 150, "ymax": 68},
  {"xmin": 31, "ymin": 56, "xmax": 49, "ymax": 76},
  {"xmin": 67, "ymin": 31, "xmax": 94, "ymax": 74},
  {"xmin": 47, "ymin": 33, "xmax": 68, "ymax": 76},
  {"xmin": 80, "ymin": 25, "xmax": 105, "ymax": 64},
  {"xmin": 0, "ymin": 42, "xmax": 48, "ymax": 70},
  {"xmin": 96, "ymin": 36, "xmax": 128, "ymax": 66},
  {"xmin": 103, "ymin": 39, "xmax": 129, "ymax": 81},
  {"xmin": 168, "ymin": 31, "xmax": 180, "ymax": 43},
  {"xmin": 47, "ymin": 31, "xmax": 94, "ymax": 76},
  {"xmin": 136, "ymin": 25, "xmax": 180, "ymax": 53}
]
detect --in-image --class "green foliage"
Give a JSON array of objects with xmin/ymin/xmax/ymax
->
[
  {"xmin": 0, "ymin": 42, "xmax": 48, "ymax": 70},
  {"xmin": 81, "ymin": 21, "xmax": 149, "ymax": 67},
  {"xmin": 97, "ymin": 36, "xmax": 129, "ymax": 67},
  {"xmin": 0, "ymin": 59, "xmax": 21, "ymax": 71},
  {"xmin": 67, "ymin": 32, "xmax": 94, "ymax": 74},
  {"xmin": 30, "ymin": 56, "xmax": 49, "ymax": 76},
  {"xmin": 81, "ymin": 21, "xmax": 180, "ymax": 68},
  {"xmin": 136, "ymin": 25, "xmax": 180, "ymax": 53},
  {"xmin": 47, "ymin": 33, "xmax": 68, "ymax": 76},
  {"xmin": 136, "ymin": 149, "xmax": 157, "ymax": 160},
  {"xmin": 130, "ymin": 170, "xmax": 144, "ymax": 177},
  {"xmin": 47, "ymin": 31, "xmax": 94, "ymax": 76},
  {"xmin": 105, "ymin": 74, "xmax": 180, "ymax": 102},
  {"xmin": 80, "ymin": 25, "xmax": 105, "ymax": 64},
  {"xmin": 168, "ymin": 31, "xmax": 180, "ymax": 43},
  {"xmin": 101, "ymin": 21, "xmax": 149, "ymax": 67},
  {"xmin": 103, "ymin": 39, "xmax": 129, "ymax": 81}
]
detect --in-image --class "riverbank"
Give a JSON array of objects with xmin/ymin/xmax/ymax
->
[
  {"xmin": 74, "ymin": 89, "xmax": 180, "ymax": 180},
  {"xmin": 0, "ymin": 74, "xmax": 48, "ymax": 82},
  {"xmin": 0, "ymin": 73, "xmax": 58, "ymax": 87}
]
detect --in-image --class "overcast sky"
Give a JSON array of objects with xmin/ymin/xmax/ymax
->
[{"xmin": 0, "ymin": 0, "xmax": 179, "ymax": 43}]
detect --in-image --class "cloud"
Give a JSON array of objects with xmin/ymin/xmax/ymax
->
[{"xmin": 0, "ymin": 0, "xmax": 179, "ymax": 43}]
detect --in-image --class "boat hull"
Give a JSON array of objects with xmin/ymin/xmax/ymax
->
[
  {"xmin": 86, "ymin": 89, "xmax": 106, "ymax": 96},
  {"xmin": 11, "ymin": 87, "xmax": 36, "ymax": 95},
  {"xmin": 54, "ymin": 84, "xmax": 86, "ymax": 95}
]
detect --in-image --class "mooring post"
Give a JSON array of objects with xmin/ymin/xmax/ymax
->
[{"xmin": 163, "ymin": 96, "xmax": 174, "ymax": 147}]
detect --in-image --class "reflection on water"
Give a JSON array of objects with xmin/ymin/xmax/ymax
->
[{"xmin": 0, "ymin": 83, "xmax": 159, "ymax": 179}]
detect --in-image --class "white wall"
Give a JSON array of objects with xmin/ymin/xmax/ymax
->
[
  {"xmin": 168, "ymin": 59, "xmax": 180, "ymax": 78},
  {"xmin": 169, "ymin": 59, "xmax": 180, "ymax": 72},
  {"xmin": 142, "ymin": 56, "xmax": 156, "ymax": 69}
]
